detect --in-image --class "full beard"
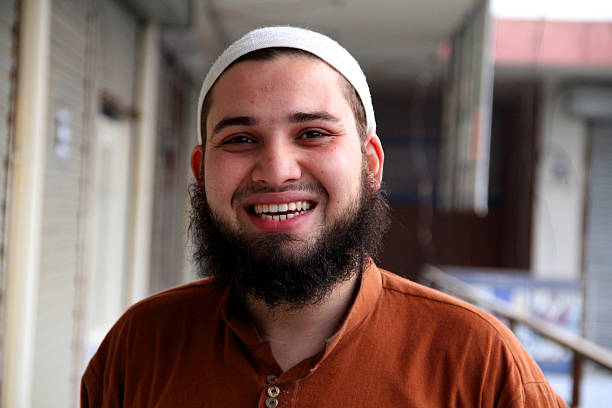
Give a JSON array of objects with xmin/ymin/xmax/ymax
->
[{"xmin": 188, "ymin": 172, "xmax": 390, "ymax": 309}]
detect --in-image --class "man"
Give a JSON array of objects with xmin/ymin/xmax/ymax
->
[{"xmin": 81, "ymin": 26, "xmax": 564, "ymax": 407}]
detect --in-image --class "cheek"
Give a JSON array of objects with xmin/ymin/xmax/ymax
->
[
  {"xmin": 313, "ymin": 147, "xmax": 363, "ymax": 205},
  {"xmin": 203, "ymin": 154, "xmax": 240, "ymax": 205},
  {"xmin": 204, "ymin": 152, "xmax": 257, "ymax": 209}
]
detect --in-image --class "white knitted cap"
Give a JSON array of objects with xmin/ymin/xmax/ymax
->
[{"xmin": 197, "ymin": 26, "xmax": 376, "ymax": 143}]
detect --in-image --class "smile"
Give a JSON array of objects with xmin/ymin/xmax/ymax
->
[{"xmin": 251, "ymin": 201, "xmax": 314, "ymax": 221}]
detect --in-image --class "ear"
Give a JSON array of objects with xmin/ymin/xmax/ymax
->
[
  {"xmin": 190, "ymin": 145, "xmax": 204, "ymax": 187},
  {"xmin": 364, "ymin": 132, "xmax": 384, "ymax": 189}
]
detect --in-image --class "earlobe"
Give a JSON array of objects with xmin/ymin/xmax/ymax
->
[
  {"xmin": 190, "ymin": 145, "xmax": 204, "ymax": 187},
  {"xmin": 364, "ymin": 133, "xmax": 384, "ymax": 189}
]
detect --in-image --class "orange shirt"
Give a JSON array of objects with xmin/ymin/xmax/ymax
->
[{"xmin": 81, "ymin": 263, "xmax": 565, "ymax": 407}]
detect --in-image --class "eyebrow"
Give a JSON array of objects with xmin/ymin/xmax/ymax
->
[
  {"xmin": 211, "ymin": 116, "xmax": 256, "ymax": 137},
  {"xmin": 211, "ymin": 111, "xmax": 341, "ymax": 138},
  {"xmin": 289, "ymin": 111, "xmax": 340, "ymax": 124}
]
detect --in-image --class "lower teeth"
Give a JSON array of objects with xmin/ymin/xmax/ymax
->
[{"xmin": 258, "ymin": 210, "xmax": 307, "ymax": 220}]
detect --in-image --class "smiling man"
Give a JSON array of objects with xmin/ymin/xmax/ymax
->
[{"xmin": 81, "ymin": 27, "xmax": 564, "ymax": 407}]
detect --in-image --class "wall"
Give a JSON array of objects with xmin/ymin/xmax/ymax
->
[
  {"xmin": 492, "ymin": 80, "xmax": 539, "ymax": 269},
  {"xmin": 0, "ymin": 0, "xmax": 16, "ymax": 401},
  {"xmin": 531, "ymin": 79, "xmax": 587, "ymax": 279},
  {"xmin": 149, "ymin": 55, "xmax": 195, "ymax": 294}
]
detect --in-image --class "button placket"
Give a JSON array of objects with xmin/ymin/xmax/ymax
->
[
  {"xmin": 265, "ymin": 396, "xmax": 279, "ymax": 408},
  {"xmin": 263, "ymin": 375, "xmax": 282, "ymax": 407}
]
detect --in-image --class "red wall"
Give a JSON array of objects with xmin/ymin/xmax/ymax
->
[{"xmin": 495, "ymin": 19, "xmax": 612, "ymax": 68}]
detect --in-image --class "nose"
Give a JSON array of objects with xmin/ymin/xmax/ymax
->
[{"xmin": 251, "ymin": 138, "xmax": 302, "ymax": 187}]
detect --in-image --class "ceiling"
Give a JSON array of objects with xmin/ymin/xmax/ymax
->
[{"xmin": 126, "ymin": 0, "xmax": 481, "ymax": 86}]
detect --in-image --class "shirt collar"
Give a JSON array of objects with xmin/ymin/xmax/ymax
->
[
  {"xmin": 222, "ymin": 260, "xmax": 383, "ymax": 375},
  {"xmin": 326, "ymin": 260, "xmax": 382, "ymax": 342}
]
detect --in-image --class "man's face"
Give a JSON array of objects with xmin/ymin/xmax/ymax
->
[{"xmin": 197, "ymin": 54, "xmax": 383, "ymax": 257}]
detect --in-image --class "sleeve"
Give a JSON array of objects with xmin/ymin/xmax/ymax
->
[
  {"xmin": 491, "ymin": 333, "xmax": 566, "ymax": 408},
  {"xmin": 475, "ymin": 315, "xmax": 567, "ymax": 408},
  {"xmin": 526, "ymin": 383, "xmax": 567, "ymax": 407},
  {"xmin": 505, "ymin": 382, "xmax": 566, "ymax": 407}
]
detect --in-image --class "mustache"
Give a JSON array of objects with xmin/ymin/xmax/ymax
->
[{"xmin": 230, "ymin": 182, "xmax": 328, "ymax": 205}]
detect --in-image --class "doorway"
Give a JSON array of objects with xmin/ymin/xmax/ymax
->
[{"xmin": 84, "ymin": 114, "xmax": 132, "ymax": 358}]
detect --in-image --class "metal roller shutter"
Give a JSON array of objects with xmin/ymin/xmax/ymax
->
[
  {"xmin": 31, "ymin": 0, "xmax": 88, "ymax": 406},
  {"xmin": 584, "ymin": 124, "xmax": 612, "ymax": 350}
]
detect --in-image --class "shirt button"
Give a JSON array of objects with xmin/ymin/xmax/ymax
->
[
  {"xmin": 265, "ymin": 397, "xmax": 279, "ymax": 408},
  {"xmin": 267, "ymin": 385, "xmax": 280, "ymax": 398},
  {"xmin": 265, "ymin": 375, "xmax": 277, "ymax": 384}
]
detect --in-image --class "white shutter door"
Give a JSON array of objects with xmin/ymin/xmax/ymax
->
[
  {"xmin": 584, "ymin": 124, "xmax": 612, "ymax": 349},
  {"xmin": 32, "ymin": 0, "xmax": 87, "ymax": 406}
]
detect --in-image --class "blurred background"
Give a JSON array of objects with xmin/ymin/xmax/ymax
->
[{"xmin": 1, "ymin": 0, "xmax": 611, "ymax": 406}]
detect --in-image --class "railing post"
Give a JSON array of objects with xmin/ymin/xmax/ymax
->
[
  {"xmin": 571, "ymin": 353, "xmax": 582, "ymax": 408},
  {"xmin": 508, "ymin": 319, "xmax": 516, "ymax": 333}
]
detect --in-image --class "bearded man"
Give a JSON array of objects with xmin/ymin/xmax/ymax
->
[{"xmin": 81, "ymin": 26, "xmax": 564, "ymax": 407}]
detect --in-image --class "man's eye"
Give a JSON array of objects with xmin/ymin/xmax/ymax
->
[
  {"xmin": 223, "ymin": 135, "xmax": 254, "ymax": 144},
  {"xmin": 301, "ymin": 130, "xmax": 327, "ymax": 139}
]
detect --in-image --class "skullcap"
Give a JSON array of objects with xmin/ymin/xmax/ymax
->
[{"xmin": 197, "ymin": 26, "xmax": 376, "ymax": 143}]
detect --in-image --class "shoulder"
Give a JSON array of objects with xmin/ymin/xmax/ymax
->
[
  {"xmin": 378, "ymin": 268, "xmax": 507, "ymax": 333},
  {"xmin": 81, "ymin": 278, "xmax": 225, "ymax": 401},
  {"xmin": 97, "ymin": 277, "xmax": 224, "ymax": 344},
  {"xmin": 128, "ymin": 276, "xmax": 222, "ymax": 311},
  {"xmin": 377, "ymin": 268, "xmax": 533, "ymax": 366},
  {"xmin": 375, "ymin": 268, "xmax": 564, "ymax": 406}
]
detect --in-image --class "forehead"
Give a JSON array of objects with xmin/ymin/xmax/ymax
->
[{"xmin": 206, "ymin": 54, "xmax": 351, "ymax": 121}]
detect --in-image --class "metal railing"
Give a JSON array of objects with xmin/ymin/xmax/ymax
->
[{"xmin": 422, "ymin": 265, "xmax": 612, "ymax": 408}]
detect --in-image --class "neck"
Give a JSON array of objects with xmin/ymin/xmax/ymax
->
[{"xmin": 246, "ymin": 272, "xmax": 361, "ymax": 372}]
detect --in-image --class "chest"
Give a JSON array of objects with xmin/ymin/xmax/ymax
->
[{"xmin": 120, "ymin": 332, "xmax": 490, "ymax": 408}]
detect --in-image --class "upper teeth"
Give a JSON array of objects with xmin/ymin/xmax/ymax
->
[{"xmin": 254, "ymin": 201, "xmax": 312, "ymax": 215}]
